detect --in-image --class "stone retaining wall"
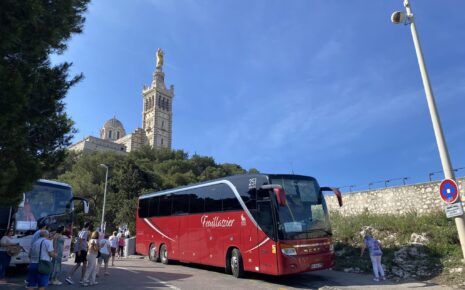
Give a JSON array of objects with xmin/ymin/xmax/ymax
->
[{"xmin": 325, "ymin": 177, "xmax": 465, "ymax": 216}]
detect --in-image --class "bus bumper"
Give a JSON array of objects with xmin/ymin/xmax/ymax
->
[{"xmin": 278, "ymin": 251, "xmax": 335, "ymax": 275}]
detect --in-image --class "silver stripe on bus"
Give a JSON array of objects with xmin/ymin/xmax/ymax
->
[
  {"xmin": 245, "ymin": 237, "xmax": 270, "ymax": 253},
  {"xmin": 293, "ymin": 242, "xmax": 330, "ymax": 248},
  {"xmin": 140, "ymin": 179, "xmax": 262, "ymax": 230},
  {"xmin": 37, "ymin": 179, "xmax": 72, "ymax": 188},
  {"xmin": 144, "ymin": 218, "xmax": 175, "ymax": 242}
]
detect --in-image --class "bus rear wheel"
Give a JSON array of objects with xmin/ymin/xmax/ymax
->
[
  {"xmin": 149, "ymin": 244, "xmax": 158, "ymax": 262},
  {"xmin": 231, "ymin": 248, "xmax": 245, "ymax": 278},
  {"xmin": 160, "ymin": 244, "xmax": 169, "ymax": 264}
]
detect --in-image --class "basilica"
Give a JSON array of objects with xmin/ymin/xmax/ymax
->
[{"xmin": 69, "ymin": 48, "xmax": 174, "ymax": 154}]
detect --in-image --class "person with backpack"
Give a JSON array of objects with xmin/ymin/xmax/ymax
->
[
  {"xmin": 65, "ymin": 222, "xmax": 91, "ymax": 285},
  {"xmin": 360, "ymin": 232, "xmax": 386, "ymax": 282},
  {"xmin": 82, "ymin": 231, "xmax": 100, "ymax": 286},
  {"xmin": 26, "ymin": 230, "xmax": 56, "ymax": 289}
]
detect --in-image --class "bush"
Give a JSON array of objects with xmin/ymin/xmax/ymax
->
[{"xmin": 330, "ymin": 210, "xmax": 465, "ymax": 285}]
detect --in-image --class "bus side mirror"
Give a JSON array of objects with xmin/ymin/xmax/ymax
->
[
  {"xmin": 320, "ymin": 187, "xmax": 343, "ymax": 207},
  {"xmin": 260, "ymin": 184, "xmax": 287, "ymax": 207},
  {"xmin": 274, "ymin": 188, "xmax": 287, "ymax": 207},
  {"xmin": 70, "ymin": 197, "xmax": 90, "ymax": 214},
  {"xmin": 83, "ymin": 200, "xmax": 89, "ymax": 214}
]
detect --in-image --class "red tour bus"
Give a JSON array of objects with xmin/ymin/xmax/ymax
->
[{"xmin": 136, "ymin": 174, "xmax": 342, "ymax": 277}]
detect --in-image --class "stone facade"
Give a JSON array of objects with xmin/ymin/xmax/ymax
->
[
  {"xmin": 70, "ymin": 49, "xmax": 173, "ymax": 154},
  {"xmin": 115, "ymin": 128, "xmax": 147, "ymax": 152},
  {"xmin": 69, "ymin": 136, "xmax": 127, "ymax": 155},
  {"xmin": 325, "ymin": 178, "xmax": 465, "ymax": 216}
]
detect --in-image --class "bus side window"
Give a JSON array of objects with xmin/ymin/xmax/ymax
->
[
  {"xmin": 172, "ymin": 193, "xmax": 189, "ymax": 215},
  {"xmin": 158, "ymin": 195, "xmax": 172, "ymax": 216},
  {"xmin": 204, "ymin": 186, "xmax": 221, "ymax": 213},
  {"xmin": 219, "ymin": 184, "xmax": 241, "ymax": 211},
  {"xmin": 148, "ymin": 197, "xmax": 159, "ymax": 217},
  {"xmin": 138, "ymin": 199, "xmax": 150, "ymax": 218},
  {"xmin": 257, "ymin": 189, "xmax": 270, "ymax": 201},
  {"xmin": 257, "ymin": 202, "xmax": 275, "ymax": 238},
  {"xmin": 188, "ymin": 192, "xmax": 205, "ymax": 214}
]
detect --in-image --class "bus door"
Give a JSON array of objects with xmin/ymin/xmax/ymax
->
[
  {"xmin": 241, "ymin": 210, "xmax": 259, "ymax": 272},
  {"xmin": 255, "ymin": 190, "xmax": 278, "ymax": 274}
]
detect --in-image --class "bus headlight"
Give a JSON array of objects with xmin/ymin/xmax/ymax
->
[{"xmin": 281, "ymin": 245, "xmax": 297, "ymax": 256}]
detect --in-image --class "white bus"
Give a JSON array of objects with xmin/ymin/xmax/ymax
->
[{"xmin": 0, "ymin": 179, "xmax": 89, "ymax": 266}]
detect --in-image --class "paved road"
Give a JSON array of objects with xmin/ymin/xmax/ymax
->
[{"xmin": 2, "ymin": 256, "xmax": 452, "ymax": 290}]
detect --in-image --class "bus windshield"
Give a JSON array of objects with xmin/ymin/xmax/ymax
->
[
  {"xmin": 15, "ymin": 182, "xmax": 72, "ymax": 230},
  {"xmin": 269, "ymin": 176, "xmax": 331, "ymax": 240}
]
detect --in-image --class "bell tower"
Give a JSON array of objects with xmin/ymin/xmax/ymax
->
[{"xmin": 142, "ymin": 48, "xmax": 174, "ymax": 149}]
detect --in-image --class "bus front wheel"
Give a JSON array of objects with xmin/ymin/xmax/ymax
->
[
  {"xmin": 160, "ymin": 244, "xmax": 169, "ymax": 265},
  {"xmin": 149, "ymin": 244, "xmax": 158, "ymax": 262},
  {"xmin": 231, "ymin": 248, "xmax": 245, "ymax": 278}
]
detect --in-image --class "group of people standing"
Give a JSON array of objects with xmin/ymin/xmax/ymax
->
[
  {"xmin": 6, "ymin": 221, "xmax": 129, "ymax": 289},
  {"xmin": 0, "ymin": 222, "xmax": 62, "ymax": 288},
  {"xmin": 65, "ymin": 222, "xmax": 126, "ymax": 287}
]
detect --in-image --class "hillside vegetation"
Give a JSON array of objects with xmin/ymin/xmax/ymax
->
[
  {"xmin": 331, "ymin": 211, "xmax": 465, "ymax": 286},
  {"xmin": 46, "ymin": 147, "xmax": 257, "ymax": 236}
]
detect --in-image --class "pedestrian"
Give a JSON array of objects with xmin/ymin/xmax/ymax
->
[
  {"xmin": 65, "ymin": 222, "xmax": 91, "ymax": 285},
  {"xmin": 97, "ymin": 234, "xmax": 111, "ymax": 276},
  {"xmin": 82, "ymin": 231, "xmax": 100, "ymax": 286},
  {"xmin": 50, "ymin": 226, "xmax": 65, "ymax": 285},
  {"xmin": 31, "ymin": 222, "xmax": 49, "ymax": 246},
  {"xmin": 117, "ymin": 234, "xmax": 125, "ymax": 258},
  {"xmin": 108, "ymin": 231, "xmax": 118, "ymax": 266},
  {"xmin": 26, "ymin": 230, "xmax": 56, "ymax": 289},
  {"xmin": 124, "ymin": 228, "xmax": 130, "ymax": 238},
  {"xmin": 0, "ymin": 228, "xmax": 18, "ymax": 284},
  {"xmin": 360, "ymin": 231, "xmax": 386, "ymax": 282},
  {"xmin": 96, "ymin": 227, "xmax": 104, "ymax": 241}
]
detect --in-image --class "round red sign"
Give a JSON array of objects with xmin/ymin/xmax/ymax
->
[{"xmin": 439, "ymin": 179, "xmax": 459, "ymax": 203}]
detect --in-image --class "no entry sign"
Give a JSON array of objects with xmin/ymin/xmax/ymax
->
[{"xmin": 439, "ymin": 179, "xmax": 459, "ymax": 203}]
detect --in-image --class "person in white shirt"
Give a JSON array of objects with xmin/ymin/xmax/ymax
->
[
  {"xmin": 0, "ymin": 228, "xmax": 17, "ymax": 284},
  {"xmin": 108, "ymin": 232, "xmax": 118, "ymax": 266},
  {"xmin": 26, "ymin": 230, "xmax": 56, "ymax": 289},
  {"xmin": 97, "ymin": 234, "xmax": 111, "ymax": 276},
  {"xmin": 82, "ymin": 231, "xmax": 99, "ymax": 286}
]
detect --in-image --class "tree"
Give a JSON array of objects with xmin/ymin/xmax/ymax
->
[
  {"xmin": 57, "ymin": 148, "xmax": 254, "ymax": 234},
  {"xmin": 0, "ymin": 0, "xmax": 90, "ymax": 206}
]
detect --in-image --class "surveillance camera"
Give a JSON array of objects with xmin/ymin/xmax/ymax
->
[{"xmin": 391, "ymin": 11, "xmax": 405, "ymax": 24}]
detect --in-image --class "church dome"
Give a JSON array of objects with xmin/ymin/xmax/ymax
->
[{"xmin": 100, "ymin": 117, "xmax": 126, "ymax": 141}]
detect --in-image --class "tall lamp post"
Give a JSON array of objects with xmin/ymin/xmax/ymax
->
[
  {"xmin": 392, "ymin": 0, "xmax": 465, "ymax": 260},
  {"xmin": 99, "ymin": 164, "xmax": 109, "ymax": 233}
]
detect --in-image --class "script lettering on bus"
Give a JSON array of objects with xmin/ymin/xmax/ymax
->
[{"xmin": 201, "ymin": 215, "xmax": 235, "ymax": 228}]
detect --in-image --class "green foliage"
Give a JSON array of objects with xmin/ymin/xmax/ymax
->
[
  {"xmin": 0, "ymin": 0, "xmax": 90, "ymax": 206},
  {"xmin": 56, "ymin": 148, "xmax": 253, "ymax": 235}
]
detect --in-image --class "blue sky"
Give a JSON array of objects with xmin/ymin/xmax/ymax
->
[{"xmin": 54, "ymin": 0, "xmax": 465, "ymax": 192}]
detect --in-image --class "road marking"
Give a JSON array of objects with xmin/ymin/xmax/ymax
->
[
  {"xmin": 146, "ymin": 276, "xmax": 181, "ymax": 290},
  {"xmin": 114, "ymin": 266, "xmax": 139, "ymax": 274}
]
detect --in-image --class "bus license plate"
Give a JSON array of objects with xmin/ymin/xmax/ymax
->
[{"xmin": 311, "ymin": 263, "xmax": 322, "ymax": 269}]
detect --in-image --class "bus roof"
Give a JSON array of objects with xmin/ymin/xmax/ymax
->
[
  {"xmin": 139, "ymin": 173, "xmax": 317, "ymax": 200},
  {"xmin": 36, "ymin": 179, "xmax": 72, "ymax": 189}
]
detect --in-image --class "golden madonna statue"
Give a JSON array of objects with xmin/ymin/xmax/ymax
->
[{"xmin": 156, "ymin": 48, "xmax": 164, "ymax": 70}]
